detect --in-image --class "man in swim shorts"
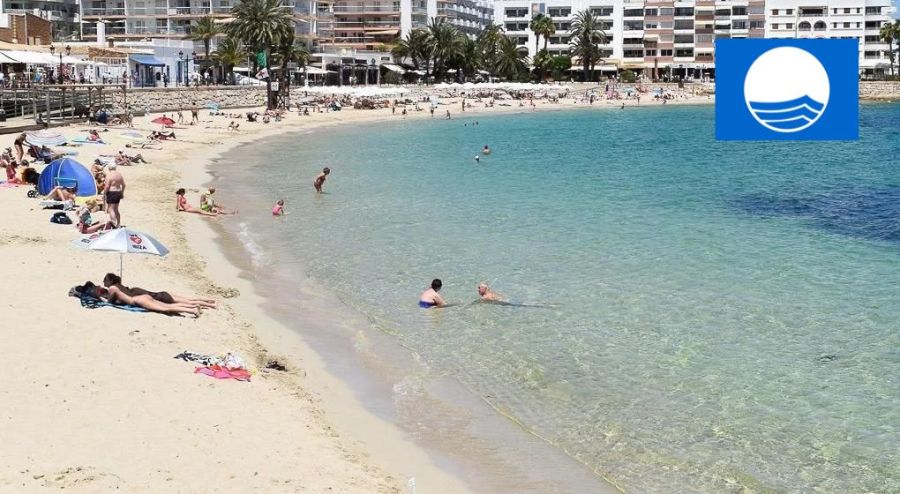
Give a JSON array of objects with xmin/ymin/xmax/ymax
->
[
  {"xmin": 477, "ymin": 282, "xmax": 505, "ymax": 302},
  {"xmin": 103, "ymin": 163, "xmax": 125, "ymax": 228},
  {"xmin": 419, "ymin": 279, "xmax": 447, "ymax": 308}
]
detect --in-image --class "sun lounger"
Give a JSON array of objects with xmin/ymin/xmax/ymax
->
[{"xmin": 71, "ymin": 137, "xmax": 106, "ymax": 144}]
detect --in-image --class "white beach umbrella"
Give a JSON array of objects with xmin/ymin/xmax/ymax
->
[{"xmin": 71, "ymin": 228, "xmax": 169, "ymax": 276}]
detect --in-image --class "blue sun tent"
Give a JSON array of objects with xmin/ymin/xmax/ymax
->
[{"xmin": 38, "ymin": 158, "xmax": 97, "ymax": 197}]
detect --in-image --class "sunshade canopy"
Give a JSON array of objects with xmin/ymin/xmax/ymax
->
[
  {"xmin": 38, "ymin": 158, "xmax": 97, "ymax": 197},
  {"xmin": 131, "ymin": 54, "xmax": 166, "ymax": 66}
]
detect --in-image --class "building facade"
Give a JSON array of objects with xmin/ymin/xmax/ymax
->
[
  {"xmin": 79, "ymin": 0, "xmax": 240, "ymax": 42},
  {"xmin": 0, "ymin": 11, "xmax": 53, "ymax": 44},
  {"xmin": 0, "ymin": 0, "xmax": 79, "ymax": 40},
  {"xmin": 493, "ymin": 0, "xmax": 895, "ymax": 78},
  {"xmin": 765, "ymin": 0, "xmax": 895, "ymax": 76}
]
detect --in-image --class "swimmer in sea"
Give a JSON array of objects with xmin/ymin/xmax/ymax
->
[
  {"xmin": 474, "ymin": 155, "xmax": 480, "ymax": 163},
  {"xmin": 419, "ymin": 279, "xmax": 446, "ymax": 308},
  {"xmin": 482, "ymin": 145, "xmax": 491, "ymax": 155},
  {"xmin": 314, "ymin": 167, "xmax": 330, "ymax": 193},
  {"xmin": 272, "ymin": 199, "xmax": 285, "ymax": 216},
  {"xmin": 477, "ymin": 282, "xmax": 506, "ymax": 302}
]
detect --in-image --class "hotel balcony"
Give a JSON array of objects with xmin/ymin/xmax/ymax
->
[
  {"xmin": 331, "ymin": 4, "xmax": 399, "ymax": 14},
  {"xmin": 82, "ymin": 7, "xmax": 126, "ymax": 17}
]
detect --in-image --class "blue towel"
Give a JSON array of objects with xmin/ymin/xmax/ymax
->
[{"xmin": 79, "ymin": 295, "xmax": 148, "ymax": 312}]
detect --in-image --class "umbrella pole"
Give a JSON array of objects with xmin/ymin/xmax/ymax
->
[{"xmin": 120, "ymin": 253, "xmax": 123, "ymax": 278}]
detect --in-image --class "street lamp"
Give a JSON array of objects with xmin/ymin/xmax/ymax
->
[
  {"xmin": 178, "ymin": 50, "xmax": 184, "ymax": 86},
  {"xmin": 50, "ymin": 45, "xmax": 69, "ymax": 83}
]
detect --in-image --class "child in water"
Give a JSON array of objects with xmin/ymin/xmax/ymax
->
[
  {"xmin": 313, "ymin": 167, "xmax": 330, "ymax": 193},
  {"xmin": 272, "ymin": 199, "xmax": 285, "ymax": 216}
]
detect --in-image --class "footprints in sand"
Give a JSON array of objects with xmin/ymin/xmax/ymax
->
[
  {"xmin": 1, "ymin": 233, "xmax": 48, "ymax": 245},
  {"xmin": 208, "ymin": 284, "xmax": 240, "ymax": 298},
  {"xmin": 21, "ymin": 466, "xmax": 119, "ymax": 490}
]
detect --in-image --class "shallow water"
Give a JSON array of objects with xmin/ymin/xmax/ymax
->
[{"xmin": 213, "ymin": 104, "xmax": 900, "ymax": 493}]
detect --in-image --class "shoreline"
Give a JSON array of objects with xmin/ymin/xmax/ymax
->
[{"xmin": 0, "ymin": 93, "xmax": 730, "ymax": 492}]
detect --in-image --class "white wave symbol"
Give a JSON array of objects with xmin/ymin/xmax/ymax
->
[{"xmin": 748, "ymin": 95, "xmax": 825, "ymax": 133}]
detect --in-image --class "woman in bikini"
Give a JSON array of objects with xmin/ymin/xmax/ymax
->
[
  {"xmin": 78, "ymin": 282, "xmax": 201, "ymax": 317},
  {"xmin": 76, "ymin": 198, "xmax": 107, "ymax": 234},
  {"xmin": 102, "ymin": 273, "xmax": 217, "ymax": 309},
  {"xmin": 176, "ymin": 188, "xmax": 217, "ymax": 217}
]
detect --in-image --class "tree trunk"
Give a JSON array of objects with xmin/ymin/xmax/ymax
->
[
  {"xmin": 583, "ymin": 61, "xmax": 589, "ymax": 82},
  {"xmin": 265, "ymin": 48, "xmax": 273, "ymax": 109},
  {"xmin": 534, "ymin": 35, "xmax": 539, "ymax": 55}
]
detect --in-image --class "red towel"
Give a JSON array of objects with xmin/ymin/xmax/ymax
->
[{"xmin": 194, "ymin": 365, "xmax": 251, "ymax": 381}]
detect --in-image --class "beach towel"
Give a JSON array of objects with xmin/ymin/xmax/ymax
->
[
  {"xmin": 40, "ymin": 199, "xmax": 75, "ymax": 210},
  {"xmin": 79, "ymin": 295, "xmax": 148, "ymax": 312},
  {"xmin": 194, "ymin": 365, "xmax": 251, "ymax": 381},
  {"xmin": 71, "ymin": 137, "xmax": 106, "ymax": 144}
]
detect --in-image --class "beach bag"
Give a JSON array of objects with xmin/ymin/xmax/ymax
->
[{"xmin": 50, "ymin": 211, "xmax": 72, "ymax": 224}]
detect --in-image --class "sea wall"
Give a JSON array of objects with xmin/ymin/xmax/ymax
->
[{"xmin": 110, "ymin": 80, "xmax": 900, "ymax": 111}]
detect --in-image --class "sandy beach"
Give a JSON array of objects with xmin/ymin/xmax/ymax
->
[{"xmin": 0, "ymin": 90, "xmax": 712, "ymax": 492}]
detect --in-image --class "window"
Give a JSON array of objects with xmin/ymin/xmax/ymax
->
[
  {"xmin": 660, "ymin": 34, "xmax": 673, "ymax": 42},
  {"xmin": 645, "ymin": 49, "xmax": 657, "ymax": 56},
  {"xmin": 624, "ymin": 8, "xmax": 643, "ymax": 17},
  {"xmin": 832, "ymin": 22, "xmax": 838, "ymax": 28},
  {"xmin": 553, "ymin": 22, "xmax": 570, "ymax": 30},
  {"xmin": 504, "ymin": 8, "xmax": 528, "ymax": 17},
  {"xmin": 771, "ymin": 9, "xmax": 778, "ymax": 15},
  {"xmin": 674, "ymin": 7, "xmax": 693, "ymax": 16},
  {"xmin": 660, "ymin": 49, "xmax": 673, "ymax": 56},
  {"xmin": 749, "ymin": 20, "xmax": 764, "ymax": 29},
  {"xmin": 548, "ymin": 7, "xmax": 571, "ymax": 17},
  {"xmin": 843, "ymin": 22, "xmax": 850, "ymax": 28},
  {"xmin": 844, "ymin": 8, "xmax": 851, "ymax": 14},
  {"xmin": 590, "ymin": 6, "xmax": 613, "ymax": 16},
  {"xmin": 674, "ymin": 19, "xmax": 694, "ymax": 29},
  {"xmin": 674, "ymin": 34, "xmax": 693, "ymax": 43},
  {"xmin": 786, "ymin": 23, "xmax": 793, "ymax": 29},
  {"xmin": 624, "ymin": 49, "xmax": 643, "ymax": 58},
  {"xmin": 732, "ymin": 20, "xmax": 747, "ymax": 29},
  {"xmin": 865, "ymin": 35, "xmax": 880, "ymax": 42},
  {"xmin": 660, "ymin": 21, "xmax": 673, "ymax": 29},
  {"xmin": 749, "ymin": 6, "xmax": 764, "ymax": 15},
  {"xmin": 644, "ymin": 22, "xmax": 658, "ymax": 29},
  {"xmin": 772, "ymin": 23, "xmax": 779, "ymax": 29},
  {"xmin": 798, "ymin": 21, "xmax": 811, "ymax": 31},
  {"xmin": 865, "ymin": 21, "xmax": 882, "ymax": 29},
  {"xmin": 715, "ymin": 8, "xmax": 730, "ymax": 16},
  {"xmin": 695, "ymin": 33, "xmax": 713, "ymax": 43},
  {"xmin": 623, "ymin": 37, "xmax": 643, "ymax": 45},
  {"xmin": 659, "ymin": 8, "xmax": 673, "ymax": 16},
  {"xmin": 675, "ymin": 48, "xmax": 693, "ymax": 57},
  {"xmin": 644, "ymin": 8, "xmax": 657, "ymax": 16},
  {"xmin": 865, "ymin": 7, "xmax": 881, "ymax": 14},
  {"xmin": 624, "ymin": 20, "xmax": 643, "ymax": 30},
  {"xmin": 786, "ymin": 9, "xmax": 793, "ymax": 15},
  {"xmin": 732, "ymin": 7, "xmax": 746, "ymax": 15},
  {"xmin": 856, "ymin": 23, "xmax": 861, "ymax": 28}
]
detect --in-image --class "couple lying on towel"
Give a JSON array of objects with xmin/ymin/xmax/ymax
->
[{"xmin": 72, "ymin": 273, "xmax": 217, "ymax": 317}]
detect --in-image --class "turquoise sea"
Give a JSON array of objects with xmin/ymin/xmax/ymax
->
[{"xmin": 213, "ymin": 104, "xmax": 900, "ymax": 493}]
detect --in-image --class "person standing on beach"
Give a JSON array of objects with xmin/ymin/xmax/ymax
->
[
  {"xmin": 446, "ymin": 110, "xmax": 451, "ymax": 120},
  {"xmin": 419, "ymin": 279, "xmax": 447, "ymax": 308},
  {"xmin": 104, "ymin": 163, "xmax": 125, "ymax": 228},
  {"xmin": 313, "ymin": 167, "xmax": 330, "ymax": 193}
]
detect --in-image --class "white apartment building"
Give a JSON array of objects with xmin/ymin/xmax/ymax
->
[
  {"xmin": 765, "ymin": 0, "xmax": 896, "ymax": 77},
  {"xmin": 79, "ymin": 0, "xmax": 239, "ymax": 41},
  {"xmin": 0, "ymin": 0, "xmax": 80, "ymax": 39},
  {"xmin": 494, "ymin": 0, "xmax": 766, "ymax": 79}
]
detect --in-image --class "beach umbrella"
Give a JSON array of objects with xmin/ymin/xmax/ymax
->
[
  {"xmin": 151, "ymin": 116, "xmax": 176, "ymax": 127},
  {"xmin": 72, "ymin": 228, "xmax": 169, "ymax": 276},
  {"xmin": 25, "ymin": 129, "xmax": 67, "ymax": 146},
  {"xmin": 38, "ymin": 157, "xmax": 97, "ymax": 196}
]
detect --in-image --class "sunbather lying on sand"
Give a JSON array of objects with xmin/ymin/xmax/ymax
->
[
  {"xmin": 75, "ymin": 281, "xmax": 201, "ymax": 317},
  {"xmin": 102, "ymin": 273, "xmax": 217, "ymax": 309},
  {"xmin": 45, "ymin": 185, "xmax": 77, "ymax": 201}
]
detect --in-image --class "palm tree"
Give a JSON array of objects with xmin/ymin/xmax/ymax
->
[
  {"xmin": 496, "ymin": 35, "xmax": 530, "ymax": 80},
  {"xmin": 212, "ymin": 37, "xmax": 247, "ymax": 84},
  {"xmin": 880, "ymin": 20, "xmax": 900, "ymax": 79},
  {"xmin": 428, "ymin": 18, "xmax": 462, "ymax": 81},
  {"xmin": 532, "ymin": 48, "xmax": 553, "ymax": 81},
  {"xmin": 530, "ymin": 14, "xmax": 555, "ymax": 53},
  {"xmin": 189, "ymin": 16, "xmax": 220, "ymax": 62},
  {"xmin": 273, "ymin": 32, "xmax": 310, "ymax": 104},
  {"xmin": 448, "ymin": 35, "xmax": 480, "ymax": 82},
  {"xmin": 477, "ymin": 24, "xmax": 505, "ymax": 81},
  {"xmin": 228, "ymin": 0, "xmax": 293, "ymax": 108},
  {"xmin": 569, "ymin": 9, "xmax": 608, "ymax": 82}
]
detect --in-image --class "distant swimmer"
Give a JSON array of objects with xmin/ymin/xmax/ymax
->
[
  {"xmin": 482, "ymin": 145, "xmax": 491, "ymax": 155},
  {"xmin": 477, "ymin": 282, "xmax": 506, "ymax": 302},
  {"xmin": 272, "ymin": 199, "xmax": 285, "ymax": 216},
  {"xmin": 474, "ymin": 155, "xmax": 480, "ymax": 163},
  {"xmin": 419, "ymin": 279, "xmax": 447, "ymax": 308},
  {"xmin": 314, "ymin": 167, "xmax": 330, "ymax": 193}
]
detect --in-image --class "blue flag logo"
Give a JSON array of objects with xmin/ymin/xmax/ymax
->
[{"xmin": 716, "ymin": 39, "xmax": 858, "ymax": 141}]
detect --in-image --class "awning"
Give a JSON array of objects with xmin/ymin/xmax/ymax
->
[
  {"xmin": 299, "ymin": 66, "xmax": 329, "ymax": 75},
  {"xmin": 381, "ymin": 63, "xmax": 406, "ymax": 74},
  {"xmin": 0, "ymin": 51, "xmax": 19, "ymax": 63},
  {"xmin": 131, "ymin": 54, "xmax": 166, "ymax": 66},
  {"xmin": 62, "ymin": 56, "xmax": 89, "ymax": 65},
  {"xmin": 369, "ymin": 29, "xmax": 400, "ymax": 36},
  {"xmin": 4, "ymin": 50, "xmax": 56, "ymax": 64}
]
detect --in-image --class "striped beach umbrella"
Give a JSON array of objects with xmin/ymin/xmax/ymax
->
[{"xmin": 25, "ymin": 129, "xmax": 67, "ymax": 146}]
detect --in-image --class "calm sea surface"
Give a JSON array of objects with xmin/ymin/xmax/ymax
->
[{"xmin": 213, "ymin": 104, "xmax": 900, "ymax": 493}]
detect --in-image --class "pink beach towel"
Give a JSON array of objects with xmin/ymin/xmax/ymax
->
[{"xmin": 194, "ymin": 365, "xmax": 251, "ymax": 381}]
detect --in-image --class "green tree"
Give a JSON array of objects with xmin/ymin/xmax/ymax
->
[
  {"xmin": 532, "ymin": 48, "xmax": 553, "ymax": 81},
  {"xmin": 550, "ymin": 55, "xmax": 572, "ymax": 80},
  {"xmin": 273, "ymin": 32, "xmax": 310, "ymax": 104},
  {"xmin": 879, "ymin": 20, "xmax": 900, "ymax": 79},
  {"xmin": 211, "ymin": 37, "xmax": 247, "ymax": 84},
  {"xmin": 428, "ymin": 18, "xmax": 463, "ymax": 80},
  {"xmin": 530, "ymin": 13, "xmax": 556, "ymax": 52},
  {"xmin": 228, "ymin": 0, "xmax": 293, "ymax": 108},
  {"xmin": 448, "ymin": 35, "xmax": 481, "ymax": 82},
  {"xmin": 496, "ymin": 35, "xmax": 530, "ymax": 80},
  {"xmin": 189, "ymin": 16, "xmax": 221, "ymax": 62},
  {"xmin": 477, "ymin": 24, "xmax": 505, "ymax": 81},
  {"xmin": 391, "ymin": 28, "xmax": 433, "ymax": 79},
  {"xmin": 569, "ymin": 9, "xmax": 608, "ymax": 82}
]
